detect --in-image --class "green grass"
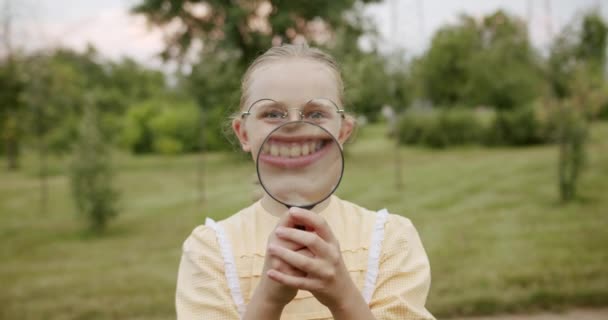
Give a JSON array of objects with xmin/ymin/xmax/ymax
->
[{"xmin": 1, "ymin": 123, "xmax": 607, "ymax": 319}]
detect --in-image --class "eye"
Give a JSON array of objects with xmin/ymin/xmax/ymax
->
[
  {"xmin": 306, "ymin": 110, "xmax": 327, "ymax": 120},
  {"xmin": 261, "ymin": 109, "xmax": 286, "ymax": 119}
]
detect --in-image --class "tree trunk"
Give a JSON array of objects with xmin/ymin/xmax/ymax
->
[{"xmin": 4, "ymin": 115, "xmax": 19, "ymax": 170}]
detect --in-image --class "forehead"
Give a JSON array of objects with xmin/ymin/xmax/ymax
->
[{"xmin": 246, "ymin": 59, "xmax": 340, "ymax": 107}]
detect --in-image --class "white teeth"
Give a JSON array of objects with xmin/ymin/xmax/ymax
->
[
  {"xmin": 270, "ymin": 144, "xmax": 279, "ymax": 156},
  {"xmin": 279, "ymin": 145, "xmax": 290, "ymax": 157},
  {"xmin": 265, "ymin": 140, "xmax": 322, "ymax": 157},
  {"xmin": 290, "ymin": 144, "xmax": 301, "ymax": 157}
]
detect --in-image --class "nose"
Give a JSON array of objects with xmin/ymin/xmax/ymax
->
[{"xmin": 287, "ymin": 108, "xmax": 303, "ymax": 122}]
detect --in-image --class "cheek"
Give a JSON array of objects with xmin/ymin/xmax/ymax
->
[
  {"xmin": 321, "ymin": 123, "xmax": 343, "ymax": 145},
  {"xmin": 245, "ymin": 122, "xmax": 274, "ymax": 159}
]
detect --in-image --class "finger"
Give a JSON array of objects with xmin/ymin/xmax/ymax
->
[
  {"xmin": 271, "ymin": 210, "xmax": 306, "ymax": 251},
  {"xmin": 275, "ymin": 227, "xmax": 330, "ymax": 257},
  {"xmin": 281, "ymin": 263, "xmax": 307, "ymax": 277},
  {"xmin": 267, "ymin": 269, "xmax": 318, "ymax": 291},
  {"xmin": 268, "ymin": 244, "xmax": 320, "ymax": 276},
  {"xmin": 274, "ymin": 248, "xmax": 313, "ymax": 277},
  {"xmin": 288, "ymin": 207, "xmax": 335, "ymax": 242},
  {"xmin": 275, "ymin": 237, "xmax": 305, "ymax": 252},
  {"xmin": 296, "ymin": 247, "xmax": 314, "ymax": 258},
  {"xmin": 276, "ymin": 207, "xmax": 299, "ymax": 229}
]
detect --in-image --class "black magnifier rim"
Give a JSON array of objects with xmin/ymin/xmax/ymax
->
[{"xmin": 255, "ymin": 120, "xmax": 345, "ymax": 210}]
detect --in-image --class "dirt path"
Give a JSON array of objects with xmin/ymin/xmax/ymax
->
[{"xmin": 451, "ymin": 308, "xmax": 608, "ymax": 320}]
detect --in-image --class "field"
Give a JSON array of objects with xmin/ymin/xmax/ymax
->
[{"xmin": 1, "ymin": 123, "xmax": 607, "ymax": 319}]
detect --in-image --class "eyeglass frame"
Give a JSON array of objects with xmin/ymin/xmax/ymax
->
[{"xmin": 240, "ymin": 98, "xmax": 345, "ymax": 122}]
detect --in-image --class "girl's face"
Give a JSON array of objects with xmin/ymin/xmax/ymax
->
[
  {"xmin": 233, "ymin": 58, "xmax": 353, "ymax": 160},
  {"xmin": 232, "ymin": 58, "xmax": 354, "ymax": 206}
]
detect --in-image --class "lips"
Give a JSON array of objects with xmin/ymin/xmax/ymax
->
[{"xmin": 258, "ymin": 137, "xmax": 331, "ymax": 168}]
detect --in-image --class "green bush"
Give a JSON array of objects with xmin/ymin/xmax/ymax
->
[
  {"xmin": 149, "ymin": 102, "xmax": 201, "ymax": 154},
  {"xmin": 70, "ymin": 101, "xmax": 119, "ymax": 233},
  {"xmin": 121, "ymin": 99, "xmax": 203, "ymax": 155},
  {"xmin": 121, "ymin": 100, "xmax": 158, "ymax": 154},
  {"xmin": 153, "ymin": 136, "xmax": 183, "ymax": 154},
  {"xmin": 397, "ymin": 108, "xmax": 484, "ymax": 148},
  {"xmin": 553, "ymin": 105, "xmax": 588, "ymax": 201},
  {"xmin": 485, "ymin": 105, "xmax": 550, "ymax": 146},
  {"xmin": 397, "ymin": 105, "xmax": 558, "ymax": 148},
  {"xmin": 599, "ymin": 101, "xmax": 608, "ymax": 120}
]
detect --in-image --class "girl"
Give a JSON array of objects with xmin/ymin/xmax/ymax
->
[{"xmin": 176, "ymin": 44, "xmax": 435, "ymax": 320}]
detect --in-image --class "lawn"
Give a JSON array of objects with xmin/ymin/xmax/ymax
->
[{"xmin": 1, "ymin": 122, "xmax": 607, "ymax": 319}]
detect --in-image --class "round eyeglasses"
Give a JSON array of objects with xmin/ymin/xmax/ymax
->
[{"xmin": 241, "ymin": 98, "xmax": 345, "ymax": 126}]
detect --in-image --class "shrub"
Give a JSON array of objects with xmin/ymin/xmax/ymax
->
[
  {"xmin": 484, "ymin": 105, "xmax": 551, "ymax": 146},
  {"xmin": 70, "ymin": 101, "xmax": 120, "ymax": 233},
  {"xmin": 149, "ymin": 102, "xmax": 201, "ymax": 154},
  {"xmin": 121, "ymin": 98, "xmax": 203, "ymax": 155},
  {"xmin": 121, "ymin": 100, "xmax": 158, "ymax": 154},
  {"xmin": 599, "ymin": 100, "xmax": 608, "ymax": 120},
  {"xmin": 553, "ymin": 104, "xmax": 588, "ymax": 201},
  {"xmin": 397, "ymin": 108, "xmax": 484, "ymax": 148}
]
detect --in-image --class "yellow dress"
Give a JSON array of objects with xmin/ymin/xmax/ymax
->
[{"xmin": 176, "ymin": 195, "xmax": 435, "ymax": 319}]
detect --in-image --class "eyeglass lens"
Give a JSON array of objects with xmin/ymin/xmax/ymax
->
[{"xmin": 247, "ymin": 99, "xmax": 340, "ymax": 125}]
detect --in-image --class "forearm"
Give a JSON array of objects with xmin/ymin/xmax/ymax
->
[
  {"xmin": 242, "ymin": 290, "xmax": 285, "ymax": 320},
  {"xmin": 329, "ymin": 286, "xmax": 377, "ymax": 320}
]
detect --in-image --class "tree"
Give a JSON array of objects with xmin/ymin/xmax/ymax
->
[
  {"xmin": 0, "ymin": 57, "xmax": 24, "ymax": 169},
  {"xmin": 341, "ymin": 50, "xmax": 408, "ymax": 121},
  {"xmin": 131, "ymin": 0, "xmax": 382, "ymax": 67},
  {"xmin": 70, "ymin": 97, "xmax": 120, "ymax": 233},
  {"xmin": 547, "ymin": 10, "xmax": 608, "ymax": 202},
  {"xmin": 413, "ymin": 10, "xmax": 542, "ymax": 109},
  {"xmin": 412, "ymin": 15, "xmax": 480, "ymax": 106},
  {"xmin": 0, "ymin": 0, "xmax": 25, "ymax": 169}
]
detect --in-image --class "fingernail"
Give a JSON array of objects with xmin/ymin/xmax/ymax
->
[{"xmin": 275, "ymin": 228, "xmax": 286, "ymax": 236}]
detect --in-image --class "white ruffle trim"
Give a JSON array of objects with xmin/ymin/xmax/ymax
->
[
  {"xmin": 205, "ymin": 218, "xmax": 246, "ymax": 317},
  {"xmin": 362, "ymin": 209, "xmax": 389, "ymax": 304}
]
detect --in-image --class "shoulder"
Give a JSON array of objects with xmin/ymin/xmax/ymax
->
[
  {"xmin": 182, "ymin": 224, "xmax": 219, "ymax": 254},
  {"xmin": 334, "ymin": 197, "xmax": 417, "ymax": 232},
  {"xmin": 332, "ymin": 197, "xmax": 379, "ymax": 224},
  {"xmin": 380, "ymin": 212, "xmax": 429, "ymax": 266},
  {"xmin": 214, "ymin": 202, "xmax": 258, "ymax": 233},
  {"xmin": 182, "ymin": 203, "xmax": 258, "ymax": 253},
  {"xmin": 384, "ymin": 212, "xmax": 416, "ymax": 234}
]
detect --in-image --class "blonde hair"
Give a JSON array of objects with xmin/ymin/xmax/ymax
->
[{"xmin": 239, "ymin": 44, "xmax": 345, "ymax": 111}]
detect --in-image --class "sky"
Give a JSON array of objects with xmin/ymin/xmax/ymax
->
[{"xmin": 3, "ymin": 0, "xmax": 608, "ymax": 70}]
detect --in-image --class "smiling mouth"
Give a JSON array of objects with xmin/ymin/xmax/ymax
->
[{"xmin": 258, "ymin": 137, "xmax": 332, "ymax": 168}]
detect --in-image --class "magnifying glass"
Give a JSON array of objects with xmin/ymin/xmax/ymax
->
[{"xmin": 256, "ymin": 121, "xmax": 344, "ymax": 212}]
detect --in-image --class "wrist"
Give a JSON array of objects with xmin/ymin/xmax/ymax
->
[
  {"xmin": 328, "ymin": 281, "xmax": 365, "ymax": 316},
  {"xmin": 244, "ymin": 284, "xmax": 287, "ymax": 320},
  {"xmin": 255, "ymin": 277, "xmax": 292, "ymax": 308},
  {"xmin": 257, "ymin": 297, "xmax": 286, "ymax": 314}
]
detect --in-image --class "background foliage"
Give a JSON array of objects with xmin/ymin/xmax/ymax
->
[{"xmin": 1, "ymin": 0, "xmax": 608, "ymax": 317}]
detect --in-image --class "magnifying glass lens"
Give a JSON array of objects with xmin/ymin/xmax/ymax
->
[{"xmin": 256, "ymin": 121, "xmax": 344, "ymax": 209}]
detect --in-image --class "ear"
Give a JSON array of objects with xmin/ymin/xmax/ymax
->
[
  {"xmin": 232, "ymin": 118, "xmax": 251, "ymax": 152},
  {"xmin": 337, "ymin": 115, "xmax": 355, "ymax": 145}
]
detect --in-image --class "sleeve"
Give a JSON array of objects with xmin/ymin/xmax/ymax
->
[
  {"xmin": 369, "ymin": 214, "xmax": 435, "ymax": 320},
  {"xmin": 176, "ymin": 225, "xmax": 240, "ymax": 320}
]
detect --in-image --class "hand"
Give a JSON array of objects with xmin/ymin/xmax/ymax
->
[
  {"xmin": 266, "ymin": 207, "xmax": 357, "ymax": 310},
  {"xmin": 255, "ymin": 210, "xmax": 314, "ymax": 308}
]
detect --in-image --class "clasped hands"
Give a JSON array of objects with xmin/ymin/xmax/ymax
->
[{"xmin": 258, "ymin": 206, "xmax": 356, "ymax": 311}]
